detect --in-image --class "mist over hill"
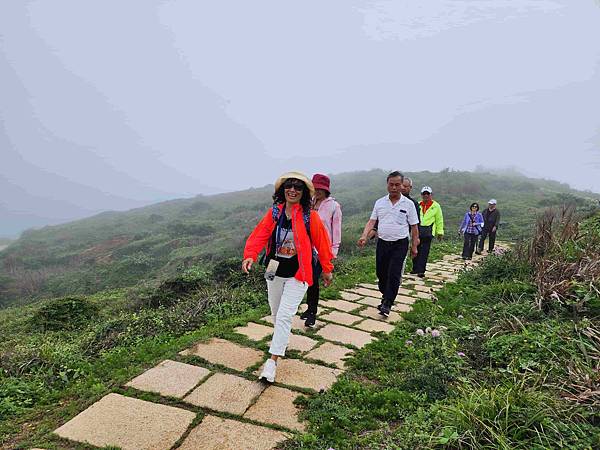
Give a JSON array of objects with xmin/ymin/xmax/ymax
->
[{"xmin": 0, "ymin": 169, "xmax": 598, "ymax": 307}]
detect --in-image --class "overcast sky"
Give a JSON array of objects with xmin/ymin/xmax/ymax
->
[{"xmin": 1, "ymin": 0, "xmax": 600, "ymax": 235}]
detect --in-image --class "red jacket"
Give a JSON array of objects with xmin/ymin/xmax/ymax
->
[{"xmin": 243, "ymin": 203, "xmax": 334, "ymax": 286}]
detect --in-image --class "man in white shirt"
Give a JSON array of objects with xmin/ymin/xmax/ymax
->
[{"xmin": 357, "ymin": 171, "xmax": 419, "ymax": 317}]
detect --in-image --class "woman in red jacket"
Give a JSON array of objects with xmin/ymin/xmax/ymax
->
[{"xmin": 242, "ymin": 171, "xmax": 334, "ymax": 383}]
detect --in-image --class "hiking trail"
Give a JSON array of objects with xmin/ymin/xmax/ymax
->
[{"xmin": 51, "ymin": 247, "xmax": 506, "ymax": 450}]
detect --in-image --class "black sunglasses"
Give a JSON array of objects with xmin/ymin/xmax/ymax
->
[{"xmin": 283, "ymin": 180, "xmax": 305, "ymax": 191}]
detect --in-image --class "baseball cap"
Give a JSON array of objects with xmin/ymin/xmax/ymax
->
[
  {"xmin": 421, "ymin": 186, "xmax": 433, "ymax": 194},
  {"xmin": 488, "ymin": 199, "xmax": 497, "ymax": 205}
]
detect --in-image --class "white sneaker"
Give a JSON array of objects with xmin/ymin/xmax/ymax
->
[{"xmin": 259, "ymin": 359, "xmax": 277, "ymax": 383}]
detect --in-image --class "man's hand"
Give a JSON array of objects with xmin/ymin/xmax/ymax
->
[
  {"xmin": 357, "ymin": 237, "xmax": 367, "ymax": 248},
  {"xmin": 242, "ymin": 258, "xmax": 253, "ymax": 273},
  {"xmin": 322, "ymin": 272, "xmax": 333, "ymax": 287},
  {"xmin": 411, "ymin": 245, "xmax": 418, "ymax": 258},
  {"xmin": 492, "ymin": 226, "xmax": 497, "ymax": 233}
]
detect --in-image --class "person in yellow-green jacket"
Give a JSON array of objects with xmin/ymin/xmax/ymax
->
[{"xmin": 410, "ymin": 186, "xmax": 444, "ymax": 277}]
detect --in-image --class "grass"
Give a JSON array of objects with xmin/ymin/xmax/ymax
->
[{"xmin": 3, "ymin": 210, "xmax": 600, "ymax": 448}]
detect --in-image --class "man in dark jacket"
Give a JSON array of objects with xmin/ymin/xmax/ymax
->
[{"xmin": 477, "ymin": 199, "xmax": 500, "ymax": 253}]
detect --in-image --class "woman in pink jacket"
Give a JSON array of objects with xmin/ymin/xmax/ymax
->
[{"xmin": 300, "ymin": 174, "xmax": 342, "ymax": 327}]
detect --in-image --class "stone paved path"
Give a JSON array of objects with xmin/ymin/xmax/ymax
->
[{"xmin": 53, "ymin": 246, "xmax": 506, "ymax": 449}]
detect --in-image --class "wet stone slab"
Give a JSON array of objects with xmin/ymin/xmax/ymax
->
[
  {"xmin": 354, "ymin": 318, "xmax": 396, "ymax": 334},
  {"xmin": 234, "ymin": 322, "xmax": 274, "ymax": 341},
  {"xmin": 125, "ymin": 359, "xmax": 210, "ymax": 399},
  {"xmin": 244, "ymin": 386, "xmax": 306, "ymax": 431},
  {"xmin": 180, "ymin": 338, "xmax": 264, "ymax": 372},
  {"xmin": 320, "ymin": 310, "xmax": 363, "ymax": 326},
  {"xmin": 359, "ymin": 306, "xmax": 402, "ymax": 323},
  {"xmin": 183, "ymin": 373, "xmax": 265, "ymax": 415},
  {"xmin": 317, "ymin": 323, "xmax": 376, "ymax": 349},
  {"xmin": 54, "ymin": 393, "xmax": 195, "ymax": 450},
  {"xmin": 320, "ymin": 299, "xmax": 362, "ymax": 312},
  {"xmin": 179, "ymin": 415, "xmax": 287, "ymax": 450},
  {"xmin": 271, "ymin": 358, "xmax": 342, "ymax": 391},
  {"xmin": 305, "ymin": 342, "xmax": 354, "ymax": 369}
]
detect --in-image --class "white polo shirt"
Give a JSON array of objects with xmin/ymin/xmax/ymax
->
[{"xmin": 370, "ymin": 194, "xmax": 419, "ymax": 241}]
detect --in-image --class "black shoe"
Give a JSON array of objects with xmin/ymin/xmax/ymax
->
[
  {"xmin": 377, "ymin": 302, "xmax": 383, "ymax": 311},
  {"xmin": 417, "ymin": 273, "xmax": 425, "ymax": 278},
  {"xmin": 409, "ymin": 271, "xmax": 418, "ymax": 275},
  {"xmin": 304, "ymin": 313, "xmax": 317, "ymax": 328},
  {"xmin": 300, "ymin": 310, "xmax": 309, "ymax": 320},
  {"xmin": 379, "ymin": 304, "xmax": 391, "ymax": 317},
  {"xmin": 475, "ymin": 250, "xmax": 482, "ymax": 255}
]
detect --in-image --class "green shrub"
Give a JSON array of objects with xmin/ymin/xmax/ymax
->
[{"xmin": 30, "ymin": 297, "xmax": 98, "ymax": 332}]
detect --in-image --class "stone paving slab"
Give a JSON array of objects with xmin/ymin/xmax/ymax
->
[
  {"xmin": 271, "ymin": 333, "xmax": 318, "ymax": 353},
  {"xmin": 317, "ymin": 323, "xmax": 375, "ymax": 349},
  {"xmin": 396, "ymin": 294, "xmax": 417, "ymax": 305},
  {"xmin": 354, "ymin": 318, "xmax": 396, "ymax": 333},
  {"xmin": 180, "ymin": 338, "xmax": 264, "ymax": 372},
  {"xmin": 416, "ymin": 291, "xmax": 435, "ymax": 299},
  {"xmin": 244, "ymin": 386, "xmax": 306, "ymax": 431},
  {"xmin": 359, "ymin": 306, "xmax": 402, "ymax": 323},
  {"xmin": 179, "ymin": 415, "xmax": 287, "ymax": 450},
  {"xmin": 270, "ymin": 358, "xmax": 342, "ymax": 391},
  {"xmin": 125, "ymin": 359, "xmax": 210, "ymax": 399},
  {"xmin": 358, "ymin": 296, "xmax": 382, "ymax": 308},
  {"xmin": 403, "ymin": 279, "xmax": 425, "ymax": 286},
  {"xmin": 347, "ymin": 287, "xmax": 382, "ymax": 298},
  {"xmin": 413, "ymin": 284, "xmax": 432, "ymax": 293},
  {"xmin": 358, "ymin": 282, "xmax": 379, "ymax": 290},
  {"xmin": 305, "ymin": 342, "xmax": 353, "ymax": 369},
  {"xmin": 392, "ymin": 302, "xmax": 412, "ymax": 313},
  {"xmin": 183, "ymin": 373, "xmax": 265, "ymax": 415},
  {"xmin": 340, "ymin": 291, "xmax": 363, "ymax": 301},
  {"xmin": 234, "ymin": 322, "xmax": 274, "ymax": 341},
  {"xmin": 54, "ymin": 393, "xmax": 195, "ymax": 450},
  {"xmin": 320, "ymin": 310, "xmax": 363, "ymax": 326},
  {"xmin": 262, "ymin": 314, "xmax": 325, "ymax": 331},
  {"xmin": 397, "ymin": 287, "xmax": 414, "ymax": 295},
  {"xmin": 320, "ymin": 299, "xmax": 362, "ymax": 312}
]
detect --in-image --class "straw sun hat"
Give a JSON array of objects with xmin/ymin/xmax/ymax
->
[{"xmin": 274, "ymin": 171, "xmax": 315, "ymax": 198}]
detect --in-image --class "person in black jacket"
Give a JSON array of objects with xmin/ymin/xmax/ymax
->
[{"xmin": 477, "ymin": 199, "xmax": 500, "ymax": 253}]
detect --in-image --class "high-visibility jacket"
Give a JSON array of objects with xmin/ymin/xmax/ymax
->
[
  {"xmin": 419, "ymin": 200, "xmax": 445, "ymax": 236},
  {"xmin": 243, "ymin": 203, "xmax": 334, "ymax": 286}
]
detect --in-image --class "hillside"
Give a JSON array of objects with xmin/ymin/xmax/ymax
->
[{"xmin": 1, "ymin": 169, "xmax": 598, "ymax": 307}]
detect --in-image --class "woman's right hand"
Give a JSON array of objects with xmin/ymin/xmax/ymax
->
[{"xmin": 242, "ymin": 258, "xmax": 253, "ymax": 273}]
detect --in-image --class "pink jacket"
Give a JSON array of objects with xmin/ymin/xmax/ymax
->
[{"xmin": 314, "ymin": 196, "xmax": 342, "ymax": 257}]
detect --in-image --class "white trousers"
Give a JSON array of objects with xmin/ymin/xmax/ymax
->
[{"xmin": 266, "ymin": 276, "xmax": 308, "ymax": 356}]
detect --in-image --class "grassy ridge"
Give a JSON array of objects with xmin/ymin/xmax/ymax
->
[
  {"xmin": 283, "ymin": 215, "xmax": 600, "ymax": 449},
  {"xmin": 1, "ymin": 169, "xmax": 598, "ymax": 307}
]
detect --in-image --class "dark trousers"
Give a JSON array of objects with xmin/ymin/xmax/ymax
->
[
  {"xmin": 412, "ymin": 236, "xmax": 433, "ymax": 274},
  {"xmin": 462, "ymin": 233, "xmax": 479, "ymax": 258},
  {"xmin": 478, "ymin": 228, "xmax": 497, "ymax": 252},
  {"xmin": 376, "ymin": 238, "xmax": 409, "ymax": 304},
  {"xmin": 306, "ymin": 261, "xmax": 323, "ymax": 314}
]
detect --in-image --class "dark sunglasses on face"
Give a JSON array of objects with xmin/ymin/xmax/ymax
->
[{"xmin": 283, "ymin": 180, "xmax": 304, "ymax": 191}]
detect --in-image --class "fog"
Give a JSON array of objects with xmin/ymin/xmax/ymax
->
[{"xmin": 1, "ymin": 0, "xmax": 600, "ymax": 237}]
